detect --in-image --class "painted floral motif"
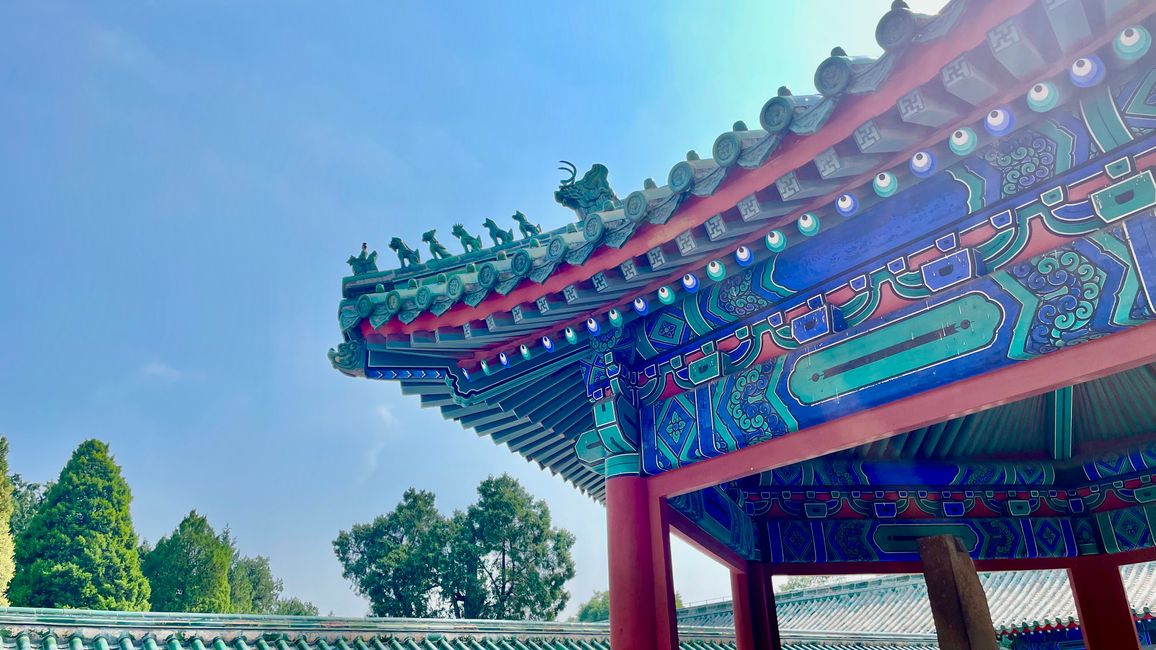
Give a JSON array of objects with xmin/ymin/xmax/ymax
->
[
  {"xmin": 715, "ymin": 270, "xmax": 771, "ymax": 318},
  {"xmin": 725, "ymin": 367, "xmax": 788, "ymax": 442},
  {"xmin": 979, "ymin": 130, "xmax": 1057, "ymax": 197},
  {"xmin": 1010, "ymin": 249, "xmax": 1106, "ymax": 355},
  {"xmin": 664, "ymin": 410, "xmax": 688, "ymax": 442}
]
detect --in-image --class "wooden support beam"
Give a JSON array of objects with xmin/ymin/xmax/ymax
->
[
  {"xmin": 649, "ymin": 322, "xmax": 1156, "ymax": 499},
  {"xmin": 918, "ymin": 535, "xmax": 996, "ymax": 650}
]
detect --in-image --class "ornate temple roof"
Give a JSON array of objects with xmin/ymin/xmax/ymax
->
[
  {"xmin": 676, "ymin": 562, "xmax": 1156, "ymax": 640},
  {"xmin": 339, "ymin": 0, "xmax": 982, "ymax": 345},
  {"xmin": 332, "ymin": 0, "xmax": 1156, "ymax": 499}
]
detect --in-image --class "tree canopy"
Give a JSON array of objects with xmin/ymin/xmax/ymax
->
[
  {"xmin": 10, "ymin": 439, "xmax": 151, "ymax": 610},
  {"xmin": 229, "ymin": 551, "xmax": 283, "ymax": 614},
  {"xmin": 333, "ymin": 488, "xmax": 449, "ymax": 618},
  {"xmin": 0, "ymin": 438, "xmax": 15, "ymax": 606},
  {"xmin": 574, "ymin": 589, "xmax": 681, "ymax": 622},
  {"xmin": 334, "ymin": 475, "xmax": 575, "ymax": 620},
  {"xmin": 273, "ymin": 596, "xmax": 321, "ymax": 616},
  {"xmin": 575, "ymin": 590, "xmax": 609, "ymax": 622},
  {"xmin": 446, "ymin": 475, "xmax": 575, "ymax": 620},
  {"xmin": 142, "ymin": 511, "xmax": 232, "ymax": 613},
  {"xmin": 10, "ymin": 474, "xmax": 51, "ymax": 539}
]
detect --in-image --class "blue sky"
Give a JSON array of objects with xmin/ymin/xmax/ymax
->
[{"xmin": 0, "ymin": 0, "xmax": 946, "ymax": 617}]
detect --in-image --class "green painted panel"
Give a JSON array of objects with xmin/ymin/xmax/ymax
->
[
  {"xmin": 873, "ymin": 523, "xmax": 980, "ymax": 554},
  {"xmin": 788, "ymin": 293, "xmax": 1003, "ymax": 405},
  {"xmin": 688, "ymin": 352, "xmax": 721, "ymax": 386},
  {"xmin": 1091, "ymin": 170, "xmax": 1156, "ymax": 223}
]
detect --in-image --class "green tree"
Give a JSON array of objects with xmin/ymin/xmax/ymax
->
[
  {"xmin": 334, "ymin": 476, "xmax": 575, "ymax": 621},
  {"xmin": 10, "ymin": 439, "xmax": 151, "ymax": 610},
  {"xmin": 574, "ymin": 590, "xmax": 682, "ymax": 622},
  {"xmin": 11, "ymin": 475, "xmax": 52, "ymax": 538},
  {"xmin": 272, "ymin": 596, "xmax": 320, "ymax": 616},
  {"xmin": 444, "ymin": 474, "xmax": 575, "ymax": 620},
  {"xmin": 779, "ymin": 575, "xmax": 842, "ymax": 592},
  {"xmin": 575, "ymin": 590, "xmax": 609, "ymax": 622},
  {"xmin": 229, "ymin": 552, "xmax": 283, "ymax": 614},
  {"xmin": 333, "ymin": 488, "xmax": 449, "ymax": 618},
  {"xmin": 142, "ymin": 511, "xmax": 231, "ymax": 613},
  {"xmin": 0, "ymin": 439, "xmax": 14, "ymax": 606}
]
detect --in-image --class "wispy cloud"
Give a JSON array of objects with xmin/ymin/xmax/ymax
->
[
  {"xmin": 362, "ymin": 405, "xmax": 401, "ymax": 479},
  {"xmin": 140, "ymin": 360, "xmax": 183, "ymax": 383}
]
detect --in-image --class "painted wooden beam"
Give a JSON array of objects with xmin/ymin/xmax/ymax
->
[{"xmin": 648, "ymin": 322, "xmax": 1156, "ymax": 499}]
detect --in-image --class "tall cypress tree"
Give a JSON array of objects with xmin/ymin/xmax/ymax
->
[
  {"xmin": 0, "ymin": 438, "xmax": 15, "ymax": 605},
  {"xmin": 142, "ymin": 511, "xmax": 232, "ymax": 613},
  {"xmin": 10, "ymin": 439, "xmax": 151, "ymax": 610}
]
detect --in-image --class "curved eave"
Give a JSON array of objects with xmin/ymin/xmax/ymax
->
[{"xmin": 342, "ymin": 0, "xmax": 1156, "ymax": 366}]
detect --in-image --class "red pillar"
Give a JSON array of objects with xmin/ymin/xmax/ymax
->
[
  {"xmin": 607, "ymin": 475, "xmax": 661, "ymax": 650},
  {"xmin": 731, "ymin": 564, "xmax": 781, "ymax": 650},
  {"xmin": 650, "ymin": 494, "xmax": 680, "ymax": 650},
  {"xmin": 731, "ymin": 569, "xmax": 755, "ymax": 650},
  {"xmin": 1069, "ymin": 558, "xmax": 1140, "ymax": 650}
]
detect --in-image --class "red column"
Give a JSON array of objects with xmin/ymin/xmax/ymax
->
[
  {"xmin": 765, "ymin": 570, "xmax": 782, "ymax": 650},
  {"xmin": 651, "ymin": 505, "xmax": 679, "ymax": 650},
  {"xmin": 730, "ymin": 562, "xmax": 786, "ymax": 647},
  {"xmin": 1069, "ymin": 558, "xmax": 1140, "ymax": 650},
  {"xmin": 731, "ymin": 569, "xmax": 755, "ymax": 650},
  {"xmin": 731, "ymin": 564, "xmax": 781, "ymax": 650},
  {"xmin": 606, "ymin": 475, "xmax": 660, "ymax": 650}
]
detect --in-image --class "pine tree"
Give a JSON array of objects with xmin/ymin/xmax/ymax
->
[
  {"xmin": 142, "ymin": 511, "xmax": 232, "ymax": 613},
  {"xmin": 0, "ymin": 438, "xmax": 15, "ymax": 605},
  {"xmin": 10, "ymin": 439, "xmax": 151, "ymax": 610}
]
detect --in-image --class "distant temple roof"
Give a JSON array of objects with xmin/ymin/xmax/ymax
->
[
  {"xmin": 10, "ymin": 566, "xmax": 1156, "ymax": 650},
  {"xmin": 677, "ymin": 562, "xmax": 1156, "ymax": 641},
  {"xmin": 0, "ymin": 606, "xmax": 940, "ymax": 650}
]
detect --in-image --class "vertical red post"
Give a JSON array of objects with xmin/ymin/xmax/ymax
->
[
  {"xmin": 731, "ymin": 569, "xmax": 756, "ymax": 650},
  {"xmin": 1069, "ymin": 558, "xmax": 1140, "ymax": 650},
  {"xmin": 650, "ymin": 495, "xmax": 680, "ymax": 650},
  {"xmin": 606, "ymin": 475, "xmax": 659, "ymax": 650},
  {"xmin": 765, "ymin": 569, "xmax": 783, "ymax": 650},
  {"xmin": 731, "ymin": 564, "xmax": 781, "ymax": 650}
]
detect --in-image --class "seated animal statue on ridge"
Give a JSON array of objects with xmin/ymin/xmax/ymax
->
[
  {"xmin": 483, "ymin": 218, "xmax": 514, "ymax": 247},
  {"xmin": 422, "ymin": 229, "xmax": 451, "ymax": 260},
  {"xmin": 512, "ymin": 211, "xmax": 540, "ymax": 240},
  {"xmin": 389, "ymin": 237, "xmax": 421, "ymax": 268},
  {"xmin": 452, "ymin": 224, "xmax": 483, "ymax": 253},
  {"xmin": 555, "ymin": 160, "xmax": 618, "ymax": 219}
]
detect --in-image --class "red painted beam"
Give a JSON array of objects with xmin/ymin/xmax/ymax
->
[{"xmin": 648, "ymin": 322, "xmax": 1156, "ymax": 499}]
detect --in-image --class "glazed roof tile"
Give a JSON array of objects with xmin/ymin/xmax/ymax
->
[
  {"xmin": 0, "ymin": 607, "xmax": 935, "ymax": 650},
  {"xmin": 676, "ymin": 562, "xmax": 1156, "ymax": 639}
]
